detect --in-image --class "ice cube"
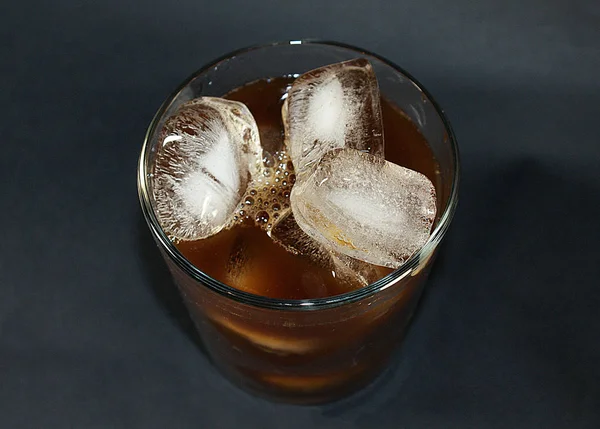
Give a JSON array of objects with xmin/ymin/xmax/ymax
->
[
  {"xmin": 223, "ymin": 225, "xmax": 331, "ymax": 299},
  {"xmin": 225, "ymin": 231, "xmax": 274, "ymax": 296},
  {"xmin": 291, "ymin": 148, "xmax": 437, "ymax": 269},
  {"xmin": 152, "ymin": 97, "xmax": 262, "ymax": 241},
  {"xmin": 270, "ymin": 211, "xmax": 389, "ymax": 288},
  {"xmin": 283, "ymin": 59, "xmax": 384, "ymax": 177},
  {"xmin": 331, "ymin": 253, "xmax": 391, "ymax": 288},
  {"xmin": 269, "ymin": 209, "xmax": 321, "ymax": 258}
]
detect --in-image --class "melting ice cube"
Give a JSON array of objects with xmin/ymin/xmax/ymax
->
[
  {"xmin": 152, "ymin": 97, "xmax": 262, "ymax": 241},
  {"xmin": 283, "ymin": 59, "xmax": 384, "ymax": 177},
  {"xmin": 291, "ymin": 148, "xmax": 437, "ymax": 268}
]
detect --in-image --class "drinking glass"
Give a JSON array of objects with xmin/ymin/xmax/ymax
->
[{"xmin": 137, "ymin": 40, "xmax": 460, "ymax": 404}]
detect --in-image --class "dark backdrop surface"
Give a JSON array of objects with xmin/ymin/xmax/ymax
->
[{"xmin": 1, "ymin": 1, "xmax": 599, "ymax": 428}]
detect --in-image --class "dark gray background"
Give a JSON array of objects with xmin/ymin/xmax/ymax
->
[{"xmin": 2, "ymin": 0, "xmax": 599, "ymax": 428}]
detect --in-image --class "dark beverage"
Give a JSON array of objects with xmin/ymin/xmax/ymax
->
[
  {"xmin": 158, "ymin": 77, "xmax": 442, "ymax": 402},
  {"xmin": 138, "ymin": 42, "xmax": 459, "ymax": 405},
  {"xmin": 175, "ymin": 77, "xmax": 441, "ymax": 300}
]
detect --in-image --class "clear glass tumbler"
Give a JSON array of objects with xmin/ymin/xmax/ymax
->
[{"xmin": 137, "ymin": 41, "xmax": 460, "ymax": 404}]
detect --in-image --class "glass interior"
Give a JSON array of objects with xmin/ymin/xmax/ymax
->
[{"xmin": 137, "ymin": 40, "xmax": 460, "ymax": 311}]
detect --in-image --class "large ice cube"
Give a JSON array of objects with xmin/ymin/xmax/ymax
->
[
  {"xmin": 269, "ymin": 209, "xmax": 319, "ymax": 258},
  {"xmin": 291, "ymin": 148, "xmax": 437, "ymax": 269},
  {"xmin": 283, "ymin": 59, "xmax": 384, "ymax": 177},
  {"xmin": 152, "ymin": 97, "xmax": 262, "ymax": 241}
]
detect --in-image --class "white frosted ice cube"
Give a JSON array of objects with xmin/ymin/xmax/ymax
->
[
  {"xmin": 291, "ymin": 148, "xmax": 437, "ymax": 268},
  {"xmin": 283, "ymin": 59, "xmax": 384, "ymax": 177},
  {"xmin": 152, "ymin": 97, "xmax": 262, "ymax": 241}
]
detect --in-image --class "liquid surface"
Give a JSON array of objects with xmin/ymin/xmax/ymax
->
[{"xmin": 175, "ymin": 77, "xmax": 440, "ymax": 299}]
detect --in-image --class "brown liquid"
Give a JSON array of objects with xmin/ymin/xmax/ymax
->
[
  {"xmin": 175, "ymin": 77, "xmax": 440, "ymax": 299},
  {"xmin": 164, "ymin": 77, "xmax": 442, "ymax": 403}
]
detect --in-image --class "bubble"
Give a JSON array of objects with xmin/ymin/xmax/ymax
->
[
  {"xmin": 263, "ymin": 152, "xmax": 276, "ymax": 168},
  {"xmin": 256, "ymin": 211, "xmax": 270, "ymax": 224},
  {"xmin": 225, "ymin": 147, "xmax": 296, "ymax": 232}
]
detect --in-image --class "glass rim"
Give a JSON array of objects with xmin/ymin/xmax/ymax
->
[{"xmin": 137, "ymin": 39, "xmax": 460, "ymax": 311}]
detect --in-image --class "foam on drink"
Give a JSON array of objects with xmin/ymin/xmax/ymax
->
[{"xmin": 230, "ymin": 150, "xmax": 296, "ymax": 231}]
